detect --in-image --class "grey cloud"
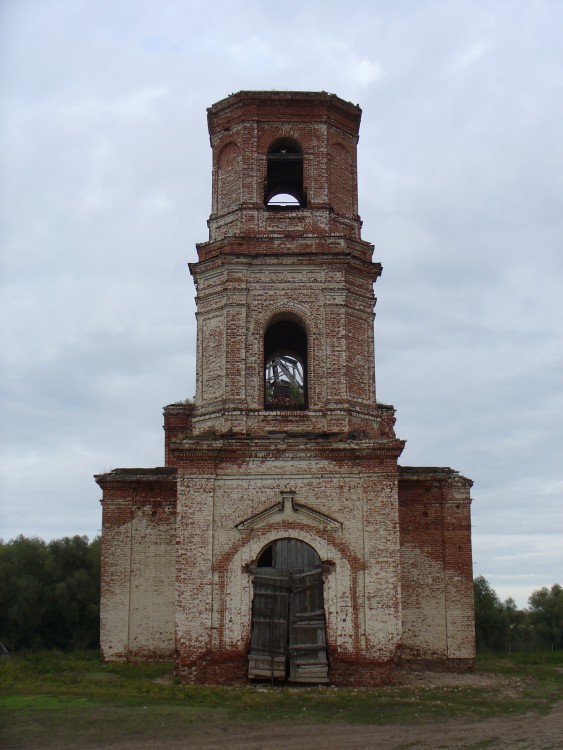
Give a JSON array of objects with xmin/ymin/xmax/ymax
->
[{"xmin": 1, "ymin": 0, "xmax": 561, "ymax": 608}]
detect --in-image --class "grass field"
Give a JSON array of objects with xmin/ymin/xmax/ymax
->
[{"xmin": 1, "ymin": 650, "xmax": 562, "ymax": 748}]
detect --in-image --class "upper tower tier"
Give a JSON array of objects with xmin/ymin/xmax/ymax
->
[{"xmin": 205, "ymin": 91, "xmax": 364, "ymax": 245}]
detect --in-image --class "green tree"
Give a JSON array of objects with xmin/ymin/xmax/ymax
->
[
  {"xmin": 473, "ymin": 576, "xmax": 508, "ymax": 651},
  {"xmin": 503, "ymin": 597, "xmax": 531, "ymax": 653},
  {"xmin": 46, "ymin": 535, "xmax": 101, "ymax": 649},
  {"xmin": 528, "ymin": 584, "xmax": 563, "ymax": 650},
  {"xmin": 0, "ymin": 535, "xmax": 100, "ymax": 652},
  {"xmin": 0, "ymin": 537, "xmax": 51, "ymax": 650}
]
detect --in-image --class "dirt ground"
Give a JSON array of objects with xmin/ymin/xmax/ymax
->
[
  {"xmin": 74, "ymin": 705, "xmax": 563, "ymax": 750},
  {"xmin": 101, "ymin": 672, "xmax": 562, "ymax": 750},
  {"xmin": 129, "ymin": 709, "xmax": 560, "ymax": 750},
  {"xmin": 7, "ymin": 671, "xmax": 563, "ymax": 750},
  {"xmin": 87, "ymin": 701, "xmax": 563, "ymax": 750}
]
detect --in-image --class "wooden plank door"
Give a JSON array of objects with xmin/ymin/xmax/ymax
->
[
  {"xmin": 249, "ymin": 540, "xmax": 328, "ymax": 683},
  {"xmin": 288, "ymin": 568, "xmax": 329, "ymax": 683},
  {"xmin": 248, "ymin": 569, "xmax": 290, "ymax": 679}
]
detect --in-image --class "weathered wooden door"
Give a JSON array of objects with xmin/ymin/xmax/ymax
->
[
  {"xmin": 288, "ymin": 568, "xmax": 328, "ymax": 683},
  {"xmin": 248, "ymin": 539, "xmax": 328, "ymax": 683},
  {"xmin": 248, "ymin": 568, "xmax": 289, "ymax": 679}
]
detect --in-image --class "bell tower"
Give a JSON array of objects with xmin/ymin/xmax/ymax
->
[
  {"xmin": 173, "ymin": 91, "xmax": 406, "ymax": 685},
  {"xmin": 191, "ymin": 91, "xmax": 387, "ymax": 438}
]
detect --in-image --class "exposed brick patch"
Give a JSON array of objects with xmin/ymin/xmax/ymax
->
[
  {"xmin": 400, "ymin": 658, "xmax": 476, "ymax": 674},
  {"xmin": 175, "ymin": 649, "xmax": 248, "ymax": 685},
  {"xmin": 163, "ymin": 403, "xmax": 194, "ymax": 466},
  {"xmin": 328, "ymin": 651, "xmax": 397, "ymax": 687}
]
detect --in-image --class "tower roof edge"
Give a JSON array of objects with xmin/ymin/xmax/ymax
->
[{"xmin": 207, "ymin": 90, "xmax": 362, "ymax": 136}]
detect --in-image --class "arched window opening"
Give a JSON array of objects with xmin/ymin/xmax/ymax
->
[
  {"xmin": 257, "ymin": 538, "xmax": 321, "ymax": 572},
  {"xmin": 264, "ymin": 318, "xmax": 308, "ymax": 410},
  {"xmin": 265, "ymin": 139, "xmax": 306, "ymax": 209}
]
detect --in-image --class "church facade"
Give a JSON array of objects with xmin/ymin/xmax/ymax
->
[{"xmin": 95, "ymin": 91, "xmax": 475, "ymax": 685}]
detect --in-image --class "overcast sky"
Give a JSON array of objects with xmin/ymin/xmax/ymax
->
[{"xmin": 1, "ymin": 0, "xmax": 562, "ymax": 608}]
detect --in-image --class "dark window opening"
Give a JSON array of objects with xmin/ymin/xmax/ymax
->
[
  {"xmin": 264, "ymin": 318, "xmax": 308, "ymax": 410},
  {"xmin": 265, "ymin": 139, "xmax": 306, "ymax": 208}
]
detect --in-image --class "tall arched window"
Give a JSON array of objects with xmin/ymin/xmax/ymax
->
[
  {"xmin": 265, "ymin": 139, "xmax": 306, "ymax": 208},
  {"xmin": 264, "ymin": 316, "xmax": 308, "ymax": 410}
]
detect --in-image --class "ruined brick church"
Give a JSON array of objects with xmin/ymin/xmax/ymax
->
[{"xmin": 96, "ymin": 91, "xmax": 475, "ymax": 685}]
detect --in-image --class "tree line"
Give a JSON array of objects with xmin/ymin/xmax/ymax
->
[
  {"xmin": 0, "ymin": 536, "xmax": 561, "ymax": 653},
  {"xmin": 0, "ymin": 535, "xmax": 100, "ymax": 651},
  {"xmin": 474, "ymin": 576, "xmax": 562, "ymax": 652}
]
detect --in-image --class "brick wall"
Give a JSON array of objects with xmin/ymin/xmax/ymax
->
[
  {"xmin": 95, "ymin": 469, "xmax": 177, "ymax": 661},
  {"xmin": 398, "ymin": 467, "xmax": 475, "ymax": 670},
  {"xmin": 163, "ymin": 403, "xmax": 194, "ymax": 466}
]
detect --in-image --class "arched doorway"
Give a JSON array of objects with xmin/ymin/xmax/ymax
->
[{"xmin": 248, "ymin": 538, "xmax": 328, "ymax": 683}]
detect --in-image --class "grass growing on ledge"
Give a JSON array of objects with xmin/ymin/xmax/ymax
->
[{"xmin": 1, "ymin": 651, "xmax": 562, "ymax": 748}]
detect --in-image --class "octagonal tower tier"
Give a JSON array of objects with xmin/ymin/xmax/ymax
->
[{"xmin": 191, "ymin": 91, "xmax": 391, "ymax": 438}]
